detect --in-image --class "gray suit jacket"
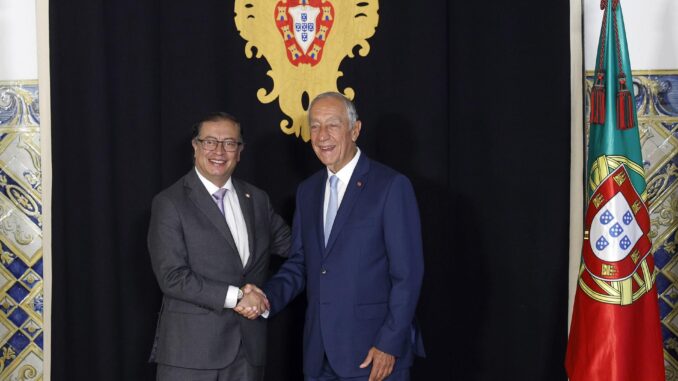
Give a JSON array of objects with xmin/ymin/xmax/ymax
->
[{"xmin": 148, "ymin": 169, "xmax": 290, "ymax": 369}]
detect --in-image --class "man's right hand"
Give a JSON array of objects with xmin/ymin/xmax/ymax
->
[{"xmin": 234, "ymin": 284, "xmax": 269, "ymax": 319}]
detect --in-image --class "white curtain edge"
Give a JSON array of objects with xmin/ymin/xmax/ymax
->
[{"xmin": 568, "ymin": 0, "xmax": 584, "ymax": 331}]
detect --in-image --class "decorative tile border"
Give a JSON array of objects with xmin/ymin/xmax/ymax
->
[{"xmin": 0, "ymin": 81, "xmax": 42, "ymax": 380}]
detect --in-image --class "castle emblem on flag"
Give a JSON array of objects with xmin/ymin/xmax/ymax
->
[
  {"xmin": 234, "ymin": 0, "xmax": 379, "ymax": 141},
  {"xmin": 579, "ymin": 164, "xmax": 655, "ymax": 305},
  {"xmin": 583, "ymin": 165, "xmax": 650, "ymax": 282}
]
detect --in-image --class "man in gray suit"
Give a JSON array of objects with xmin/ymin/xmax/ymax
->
[{"xmin": 148, "ymin": 112, "xmax": 290, "ymax": 380}]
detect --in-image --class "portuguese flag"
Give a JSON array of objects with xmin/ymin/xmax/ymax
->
[{"xmin": 565, "ymin": 1, "xmax": 665, "ymax": 380}]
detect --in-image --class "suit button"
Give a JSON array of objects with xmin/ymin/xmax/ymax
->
[{"xmin": 321, "ymin": 268, "xmax": 327, "ymax": 274}]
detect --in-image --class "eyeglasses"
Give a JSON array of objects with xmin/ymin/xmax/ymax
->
[{"xmin": 196, "ymin": 138, "xmax": 243, "ymax": 152}]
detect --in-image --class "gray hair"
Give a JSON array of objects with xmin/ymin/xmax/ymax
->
[{"xmin": 308, "ymin": 92, "xmax": 359, "ymax": 129}]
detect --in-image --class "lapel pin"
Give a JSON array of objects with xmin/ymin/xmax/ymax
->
[
  {"xmin": 245, "ymin": 193, "xmax": 251, "ymax": 198},
  {"xmin": 357, "ymin": 181, "xmax": 363, "ymax": 187}
]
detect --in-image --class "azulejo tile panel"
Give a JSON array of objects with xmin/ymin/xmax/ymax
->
[
  {"xmin": 0, "ymin": 81, "xmax": 42, "ymax": 380},
  {"xmin": 587, "ymin": 71, "xmax": 678, "ymax": 380}
]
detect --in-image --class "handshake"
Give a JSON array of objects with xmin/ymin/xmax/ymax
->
[{"xmin": 234, "ymin": 284, "xmax": 269, "ymax": 320}]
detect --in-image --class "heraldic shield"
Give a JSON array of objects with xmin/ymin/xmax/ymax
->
[
  {"xmin": 580, "ymin": 164, "xmax": 655, "ymax": 306},
  {"xmin": 234, "ymin": 0, "xmax": 379, "ymax": 141}
]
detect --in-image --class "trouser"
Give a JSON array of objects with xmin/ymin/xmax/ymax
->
[
  {"xmin": 156, "ymin": 346, "xmax": 263, "ymax": 381},
  {"xmin": 305, "ymin": 356, "xmax": 410, "ymax": 381}
]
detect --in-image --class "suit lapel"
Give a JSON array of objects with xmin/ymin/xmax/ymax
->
[
  {"xmin": 325, "ymin": 155, "xmax": 370, "ymax": 255},
  {"xmin": 233, "ymin": 179, "xmax": 256, "ymax": 271},
  {"xmin": 184, "ymin": 171, "xmax": 239, "ymax": 255}
]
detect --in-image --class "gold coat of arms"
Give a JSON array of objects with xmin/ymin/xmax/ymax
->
[{"xmin": 234, "ymin": 0, "xmax": 379, "ymax": 141}]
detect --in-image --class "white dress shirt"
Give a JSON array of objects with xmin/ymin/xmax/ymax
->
[
  {"xmin": 195, "ymin": 168, "xmax": 250, "ymax": 309},
  {"xmin": 323, "ymin": 148, "xmax": 361, "ymax": 227}
]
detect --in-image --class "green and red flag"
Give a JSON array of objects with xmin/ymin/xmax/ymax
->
[{"xmin": 565, "ymin": 1, "xmax": 665, "ymax": 380}]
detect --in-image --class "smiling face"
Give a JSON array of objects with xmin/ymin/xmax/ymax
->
[
  {"xmin": 309, "ymin": 96, "xmax": 361, "ymax": 173},
  {"xmin": 192, "ymin": 119, "xmax": 242, "ymax": 187}
]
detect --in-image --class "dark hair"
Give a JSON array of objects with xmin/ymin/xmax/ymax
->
[{"xmin": 191, "ymin": 112, "xmax": 244, "ymax": 142}]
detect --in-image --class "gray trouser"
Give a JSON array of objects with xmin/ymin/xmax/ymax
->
[{"xmin": 157, "ymin": 347, "xmax": 264, "ymax": 381}]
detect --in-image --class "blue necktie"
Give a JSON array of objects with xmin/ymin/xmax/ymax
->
[{"xmin": 324, "ymin": 175, "xmax": 338, "ymax": 245}]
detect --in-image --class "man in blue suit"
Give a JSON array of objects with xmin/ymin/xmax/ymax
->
[{"xmin": 258, "ymin": 92, "xmax": 425, "ymax": 380}]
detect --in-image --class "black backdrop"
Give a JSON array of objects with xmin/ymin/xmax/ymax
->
[{"xmin": 49, "ymin": 1, "xmax": 570, "ymax": 380}]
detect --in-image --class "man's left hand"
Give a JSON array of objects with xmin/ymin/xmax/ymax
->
[{"xmin": 359, "ymin": 346, "xmax": 395, "ymax": 381}]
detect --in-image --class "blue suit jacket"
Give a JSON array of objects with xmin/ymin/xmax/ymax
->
[{"xmin": 265, "ymin": 154, "xmax": 425, "ymax": 378}]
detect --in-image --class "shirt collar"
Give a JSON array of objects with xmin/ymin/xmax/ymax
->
[
  {"xmin": 195, "ymin": 167, "xmax": 233, "ymax": 195},
  {"xmin": 327, "ymin": 147, "xmax": 361, "ymax": 185}
]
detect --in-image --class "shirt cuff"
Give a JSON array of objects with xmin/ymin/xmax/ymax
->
[
  {"xmin": 261, "ymin": 310, "xmax": 269, "ymax": 319},
  {"xmin": 224, "ymin": 285, "xmax": 240, "ymax": 309}
]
